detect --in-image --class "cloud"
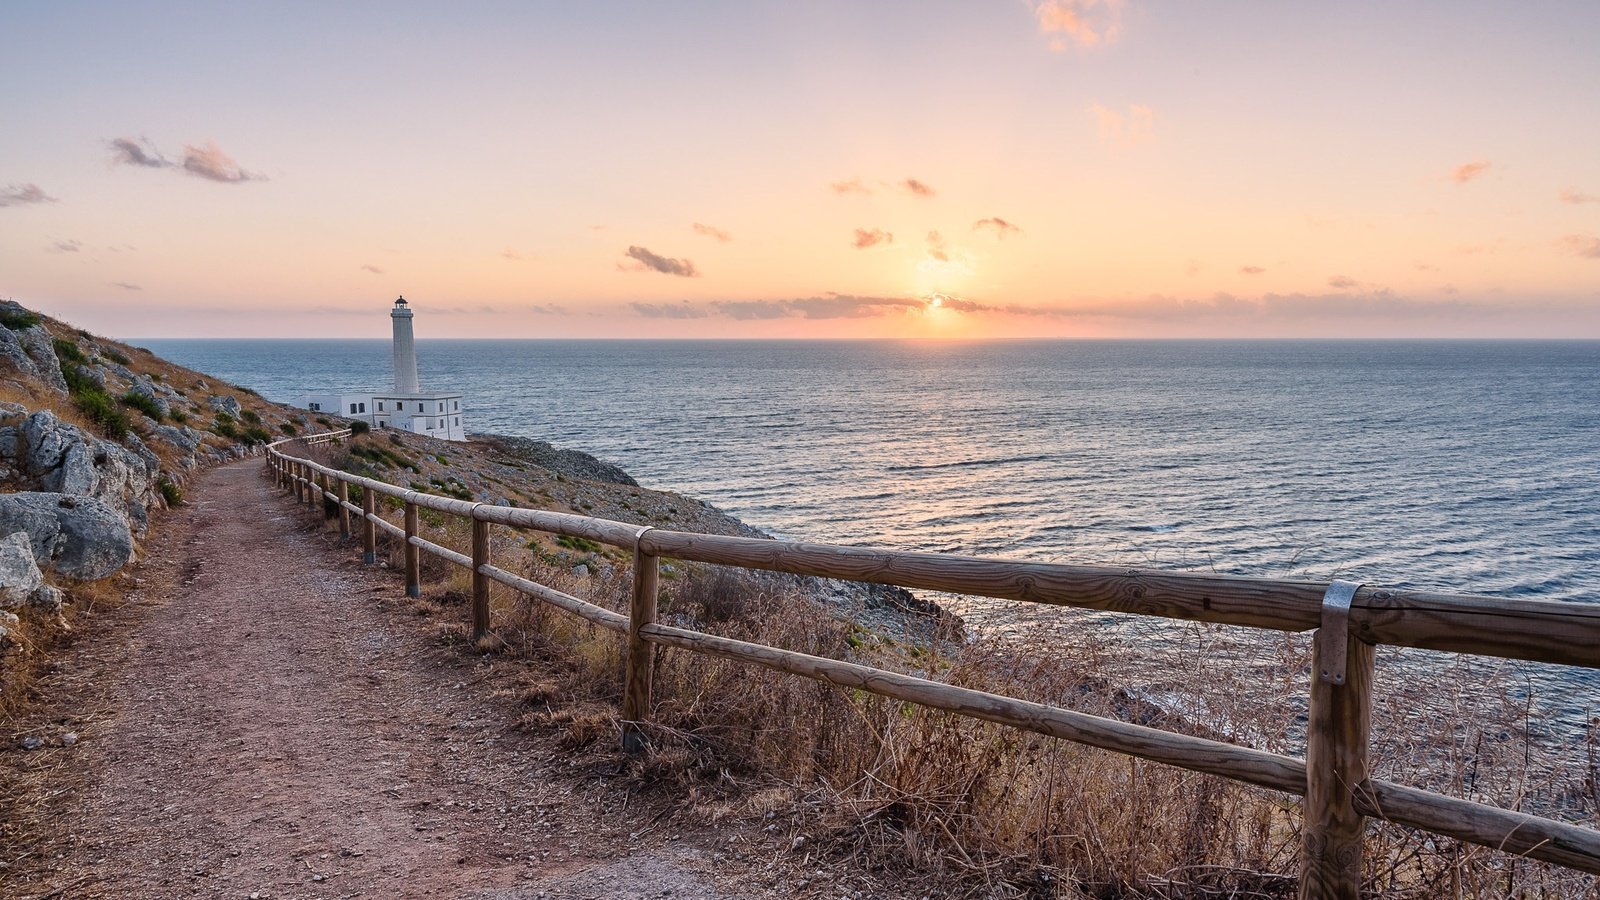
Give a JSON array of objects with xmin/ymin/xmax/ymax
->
[
  {"xmin": 830, "ymin": 178, "xmax": 872, "ymax": 196},
  {"xmin": 1413, "ymin": 261, "xmax": 1440, "ymax": 272},
  {"xmin": 48, "ymin": 239, "xmax": 82, "ymax": 253},
  {"xmin": 1184, "ymin": 259, "xmax": 1202, "ymax": 277},
  {"xmin": 1327, "ymin": 275, "xmax": 1359, "ymax": 289},
  {"xmin": 692, "ymin": 222, "xmax": 732, "ymax": 242},
  {"xmin": 0, "ymin": 183, "xmax": 57, "ymax": 207},
  {"xmin": 714, "ymin": 294, "xmax": 926, "ymax": 320},
  {"xmin": 620, "ymin": 245, "xmax": 699, "ymax": 277},
  {"xmin": 181, "ymin": 140, "xmax": 262, "ymax": 183},
  {"xmin": 973, "ymin": 217, "xmax": 1023, "ymax": 239},
  {"xmin": 901, "ymin": 178, "xmax": 936, "ymax": 198},
  {"xmin": 1559, "ymin": 187, "xmax": 1599, "ymax": 205},
  {"xmin": 1034, "ymin": 0, "xmax": 1124, "ymax": 50},
  {"xmin": 1091, "ymin": 103, "xmax": 1154, "ymax": 147},
  {"xmin": 1558, "ymin": 234, "xmax": 1600, "ymax": 259},
  {"xmin": 361, "ymin": 264, "xmax": 384, "ymax": 274},
  {"xmin": 500, "ymin": 248, "xmax": 529, "ymax": 261},
  {"xmin": 631, "ymin": 302, "xmax": 709, "ymax": 319},
  {"xmin": 108, "ymin": 137, "xmax": 170, "ymax": 168},
  {"xmin": 925, "ymin": 231, "xmax": 949, "ymax": 262},
  {"xmin": 110, "ymin": 282, "xmax": 142, "ymax": 291},
  {"xmin": 1239, "ymin": 266, "xmax": 1265, "ymax": 275},
  {"xmin": 1450, "ymin": 160, "xmax": 1491, "ymax": 185},
  {"xmin": 853, "ymin": 228, "xmax": 893, "ymax": 249}
]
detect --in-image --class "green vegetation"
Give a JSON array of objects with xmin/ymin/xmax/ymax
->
[
  {"xmin": 349, "ymin": 443, "xmax": 417, "ymax": 471},
  {"xmin": 120, "ymin": 390, "xmax": 164, "ymax": 422},
  {"xmin": 240, "ymin": 409, "xmax": 262, "ymax": 425},
  {"xmin": 169, "ymin": 410, "xmax": 189, "ymax": 425},
  {"xmin": 242, "ymin": 426, "xmax": 272, "ymax": 445},
  {"xmin": 157, "ymin": 477, "xmax": 183, "ymax": 506},
  {"xmin": 279, "ymin": 422, "xmax": 298, "ymax": 435},
  {"xmin": 350, "ymin": 420, "xmax": 371, "ymax": 434},
  {"xmin": 104, "ymin": 348, "xmax": 131, "ymax": 365},
  {"xmin": 554, "ymin": 534, "xmax": 602, "ymax": 554},
  {"xmin": 0, "ymin": 307, "xmax": 41, "ymax": 330},
  {"xmin": 52, "ymin": 339, "xmax": 130, "ymax": 439},
  {"xmin": 213, "ymin": 414, "xmax": 238, "ymax": 439}
]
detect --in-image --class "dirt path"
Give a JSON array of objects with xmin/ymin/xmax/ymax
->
[{"xmin": 3, "ymin": 459, "xmax": 879, "ymax": 899}]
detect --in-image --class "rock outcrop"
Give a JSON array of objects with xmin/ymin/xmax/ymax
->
[{"xmin": 0, "ymin": 493, "xmax": 136, "ymax": 581}]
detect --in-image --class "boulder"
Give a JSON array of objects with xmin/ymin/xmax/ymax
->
[
  {"xmin": 22, "ymin": 409, "xmax": 77, "ymax": 478},
  {"xmin": 0, "ymin": 530, "xmax": 45, "ymax": 609},
  {"xmin": 0, "ymin": 326, "xmax": 38, "ymax": 380},
  {"xmin": 15, "ymin": 326, "xmax": 69, "ymax": 395},
  {"xmin": 0, "ymin": 492, "xmax": 134, "ymax": 580},
  {"xmin": 0, "ymin": 610, "xmax": 18, "ymax": 644},
  {"xmin": 209, "ymin": 395, "xmax": 241, "ymax": 417},
  {"xmin": 128, "ymin": 379, "xmax": 170, "ymax": 417}
]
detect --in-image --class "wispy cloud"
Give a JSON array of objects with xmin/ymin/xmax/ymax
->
[
  {"xmin": 500, "ymin": 248, "xmax": 530, "ymax": 261},
  {"xmin": 110, "ymin": 282, "xmax": 142, "ymax": 291},
  {"xmin": 182, "ymin": 140, "xmax": 262, "ymax": 183},
  {"xmin": 853, "ymin": 228, "xmax": 893, "ymax": 249},
  {"xmin": 973, "ymin": 217, "xmax": 1023, "ymax": 239},
  {"xmin": 1034, "ymin": 0, "xmax": 1124, "ymax": 50},
  {"xmin": 692, "ymin": 222, "xmax": 732, "ymax": 243},
  {"xmin": 1558, "ymin": 234, "xmax": 1600, "ymax": 259},
  {"xmin": 1414, "ymin": 261, "xmax": 1440, "ymax": 272},
  {"xmin": 901, "ymin": 178, "xmax": 936, "ymax": 198},
  {"xmin": 0, "ymin": 183, "xmax": 57, "ymax": 207},
  {"xmin": 925, "ymin": 231, "xmax": 950, "ymax": 262},
  {"xmin": 1239, "ymin": 266, "xmax": 1265, "ymax": 275},
  {"xmin": 713, "ymin": 294, "xmax": 926, "ymax": 320},
  {"xmin": 1091, "ymin": 103, "xmax": 1154, "ymax": 147},
  {"xmin": 1450, "ymin": 160, "xmax": 1491, "ymax": 185},
  {"xmin": 631, "ymin": 302, "xmax": 709, "ymax": 319},
  {"xmin": 830, "ymin": 178, "xmax": 872, "ymax": 196},
  {"xmin": 620, "ymin": 245, "xmax": 699, "ymax": 277},
  {"xmin": 1327, "ymin": 275, "xmax": 1360, "ymax": 289},
  {"xmin": 1559, "ymin": 187, "xmax": 1599, "ymax": 205},
  {"xmin": 361, "ymin": 264, "xmax": 384, "ymax": 274},
  {"xmin": 48, "ymin": 239, "xmax": 82, "ymax": 253},
  {"xmin": 110, "ymin": 136, "xmax": 263, "ymax": 184},
  {"xmin": 108, "ymin": 136, "xmax": 170, "ymax": 168}
]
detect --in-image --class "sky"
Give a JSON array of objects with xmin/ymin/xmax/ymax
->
[{"xmin": 3, "ymin": 1, "xmax": 1599, "ymax": 339}]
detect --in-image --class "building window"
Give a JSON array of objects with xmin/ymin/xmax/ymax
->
[
  {"xmin": 349, "ymin": 403, "xmax": 358, "ymax": 414},
  {"xmin": 377, "ymin": 402, "xmax": 384, "ymax": 411},
  {"xmin": 437, "ymin": 403, "xmax": 443, "ymax": 413},
  {"xmin": 309, "ymin": 402, "xmax": 320, "ymax": 411},
  {"xmin": 452, "ymin": 400, "xmax": 458, "ymax": 411},
  {"xmin": 454, "ymin": 417, "xmax": 459, "ymax": 425},
  {"xmin": 417, "ymin": 403, "xmax": 424, "ymax": 413},
  {"xmin": 360, "ymin": 403, "xmax": 367, "ymax": 413}
]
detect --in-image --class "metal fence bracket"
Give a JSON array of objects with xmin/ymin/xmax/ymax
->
[{"xmin": 1318, "ymin": 580, "xmax": 1362, "ymax": 685}]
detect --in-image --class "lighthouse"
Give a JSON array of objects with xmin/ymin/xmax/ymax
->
[
  {"xmin": 297, "ymin": 296, "xmax": 468, "ymax": 441},
  {"xmin": 391, "ymin": 295, "xmax": 420, "ymax": 393}
]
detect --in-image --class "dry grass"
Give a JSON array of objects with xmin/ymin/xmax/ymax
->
[{"xmin": 374, "ymin": 535, "xmax": 1600, "ymax": 898}]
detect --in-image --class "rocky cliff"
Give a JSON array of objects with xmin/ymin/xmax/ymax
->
[{"xmin": 0, "ymin": 300, "xmax": 311, "ymax": 644}]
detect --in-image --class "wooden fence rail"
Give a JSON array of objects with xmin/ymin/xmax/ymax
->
[{"xmin": 267, "ymin": 432, "xmax": 1600, "ymax": 898}]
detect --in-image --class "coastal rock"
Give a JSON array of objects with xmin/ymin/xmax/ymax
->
[
  {"xmin": 15, "ymin": 325, "xmax": 69, "ymax": 395},
  {"xmin": 18, "ymin": 411, "xmax": 159, "ymax": 517},
  {"xmin": 0, "ymin": 325, "xmax": 39, "ymax": 381},
  {"xmin": 0, "ymin": 531, "xmax": 46, "ymax": 609},
  {"xmin": 151, "ymin": 423, "xmax": 203, "ymax": 455},
  {"xmin": 0, "ymin": 492, "xmax": 135, "ymax": 580},
  {"xmin": 127, "ymin": 379, "xmax": 170, "ymax": 418},
  {"xmin": 0, "ymin": 610, "xmax": 18, "ymax": 644},
  {"xmin": 209, "ymin": 395, "xmax": 242, "ymax": 417}
]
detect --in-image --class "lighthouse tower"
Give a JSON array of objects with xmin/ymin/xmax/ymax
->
[{"xmin": 391, "ymin": 295, "xmax": 420, "ymax": 393}]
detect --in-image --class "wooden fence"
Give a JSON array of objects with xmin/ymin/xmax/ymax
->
[{"xmin": 266, "ymin": 432, "xmax": 1600, "ymax": 899}]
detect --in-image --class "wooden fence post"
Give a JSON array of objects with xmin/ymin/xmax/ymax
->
[
  {"xmin": 361, "ymin": 487, "xmax": 377, "ymax": 565},
  {"xmin": 404, "ymin": 500, "xmax": 421, "ymax": 598},
  {"xmin": 1301, "ymin": 632, "xmax": 1375, "ymax": 900},
  {"xmin": 317, "ymin": 472, "xmax": 329, "ymax": 516},
  {"xmin": 337, "ymin": 479, "xmax": 351, "ymax": 539},
  {"xmin": 622, "ymin": 532, "xmax": 659, "ymax": 753},
  {"xmin": 471, "ymin": 513, "xmax": 490, "ymax": 640},
  {"xmin": 296, "ymin": 463, "xmax": 306, "ymax": 503}
]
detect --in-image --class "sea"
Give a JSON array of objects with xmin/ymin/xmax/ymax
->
[{"xmin": 139, "ymin": 338, "xmax": 1600, "ymax": 733}]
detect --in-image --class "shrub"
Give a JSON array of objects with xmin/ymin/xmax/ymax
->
[
  {"xmin": 240, "ymin": 409, "xmax": 261, "ymax": 425},
  {"xmin": 120, "ymin": 390, "xmax": 164, "ymax": 421},
  {"xmin": 554, "ymin": 534, "xmax": 603, "ymax": 555},
  {"xmin": 314, "ymin": 416, "xmax": 331, "ymax": 427},
  {"xmin": 243, "ymin": 426, "xmax": 272, "ymax": 445},
  {"xmin": 157, "ymin": 477, "xmax": 182, "ymax": 506},
  {"xmin": 213, "ymin": 419, "xmax": 238, "ymax": 439},
  {"xmin": 350, "ymin": 420, "xmax": 371, "ymax": 434},
  {"xmin": 0, "ymin": 306, "xmax": 41, "ymax": 330},
  {"xmin": 169, "ymin": 410, "xmax": 188, "ymax": 425},
  {"xmin": 104, "ymin": 349, "xmax": 131, "ymax": 365},
  {"xmin": 280, "ymin": 422, "xmax": 298, "ymax": 435},
  {"xmin": 52, "ymin": 338, "xmax": 85, "ymax": 364},
  {"xmin": 73, "ymin": 389, "xmax": 130, "ymax": 439}
]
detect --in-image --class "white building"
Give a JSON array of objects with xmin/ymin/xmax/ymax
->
[{"xmin": 298, "ymin": 296, "xmax": 468, "ymax": 441}]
